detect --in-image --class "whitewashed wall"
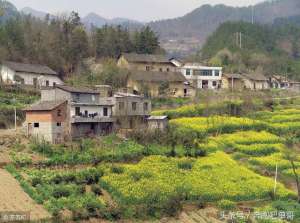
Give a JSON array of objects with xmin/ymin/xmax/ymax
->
[{"xmin": 0, "ymin": 65, "xmax": 63, "ymax": 87}]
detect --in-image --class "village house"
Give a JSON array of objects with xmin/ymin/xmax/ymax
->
[
  {"xmin": 222, "ymin": 73, "xmax": 245, "ymax": 90},
  {"xmin": 241, "ymin": 73, "xmax": 269, "ymax": 90},
  {"xmin": 24, "ymin": 100, "xmax": 68, "ymax": 144},
  {"xmin": 289, "ymin": 81, "xmax": 300, "ymax": 92},
  {"xmin": 147, "ymin": 116, "xmax": 168, "ymax": 131},
  {"xmin": 112, "ymin": 92, "xmax": 151, "ymax": 129},
  {"xmin": 222, "ymin": 73, "xmax": 269, "ymax": 90},
  {"xmin": 117, "ymin": 53, "xmax": 177, "ymax": 72},
  {"xmin": 25, "ymin": 85, "xmax": 115, "ymax": 142},
  {"xmin": 269, "ymin": 75, "xmax": 290, "ymax": 89},
  {"xmin": 0, "ymin": 61, "xmax": 63, "ymax": 87},
  {"xmin": 178, "ymin": 63, "xmax": 223, "ymax": 89},
  {"xmin": 127, "ymin": 70, "xmax": 196, "ymax": 98}
]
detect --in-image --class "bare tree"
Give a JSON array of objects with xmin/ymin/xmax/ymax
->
[{"xmin": 284, "ymin": 136, "xmax": 300, "ymax": 203}]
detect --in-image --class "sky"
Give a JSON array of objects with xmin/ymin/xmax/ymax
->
[{"xmin": 9, "ymin": 0, "xmax": 265, "ymax": 22}]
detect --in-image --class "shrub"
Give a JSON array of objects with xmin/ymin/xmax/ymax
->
[
  {"xmin": 111, "ymin": 166, "xmax": 124, "ymax": 174},
  {"xmin": 91, "ymin": 185, "xmax": 102, "ymax": 196},
  {"xmin": 178, "ymin": 160, "xmax": 193, "ymax": 170},
  {"xmin": 217, "ymin": 199, "xmax": 236, "ymax": 210},
  {"xmin": 52, "ymin": 186, "xmax": 71, "ymax": 198}
]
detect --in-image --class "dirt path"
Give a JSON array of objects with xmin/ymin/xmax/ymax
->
[{"xmin": 0, "ymin": 169, "xmax": 51, "ymax": 221}]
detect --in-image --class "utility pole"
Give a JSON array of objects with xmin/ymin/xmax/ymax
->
[
  {"xmin": 239, "ymin": 32, "xmax": 242, "ymax": 49},
  {"xmin": 12, "ymin": 98, "xmax": 17, "ymax": 131},
  {"xmin": 274, "ymin": 163, "xmax": 278, "ymax": 197},
  {"xmin": 14, "ymin": 106, "xmax": 17, "ymax": 131}
]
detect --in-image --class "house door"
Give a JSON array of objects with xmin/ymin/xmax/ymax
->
[
  {"xmin": 91, "ymin": 123, "xmax": 95, "ymax": 134},
  {"xmin": 202, "ymin": 80, "xmax": 209, "ymax": 89},
  {"xmin": 33, "ymin": 78, "xmax": 38, "ymax": 88},
  {"xmin": 184, "ymin": 88, "xmax": 188, "ymax": 97}
]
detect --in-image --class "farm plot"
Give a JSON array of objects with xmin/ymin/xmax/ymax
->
[
  {"xmin": 170, "ymin": 116, "xmax": 267, "ymax": 138},
  {"xmin": 100, "ymin": 152, "xmax": 294, "ymax": 217},
  {"xmin": 201, "ymin": 131, "xmax": 284, "ymax": 156},
  {"xmin": 0, "ymin": 169, "xmax": 51, "ymax": 221},
  {"xmin": 5, "ymin": 165, "xmax": 109, "ymax": 220}
]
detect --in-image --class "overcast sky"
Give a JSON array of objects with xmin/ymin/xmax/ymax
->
[{"xmin": 9, "ymin": 0, "xmax": 265, "ymax": 22}]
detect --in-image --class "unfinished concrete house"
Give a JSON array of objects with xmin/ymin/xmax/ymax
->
[
  {"xmin": 24, "ymin": 100, "xmax": 68, "ymax": 144},
  {"xmin": 39, "ymin": 85, "xmax": 115, "ymax": 140},
  {"xmin": 112, "ymin": 92, "xmax": 151, "ymax": 129}
]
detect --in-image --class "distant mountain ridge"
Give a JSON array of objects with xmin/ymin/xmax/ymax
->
[
  {"xmin": 149, "ymin": 0, "xmax": 300, "ymax": 54},
  {"xmin": 20, "ymin": 7, "xmax": 143, "ymax": 28}
]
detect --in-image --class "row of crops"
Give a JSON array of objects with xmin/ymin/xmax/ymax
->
[
  {"xmin": 6, "ymin": 106, "xmax": 300, "ymax": 221},
  {"xmin": 100, "ymin": 152, "xmax": 295, "ymax": 217}
]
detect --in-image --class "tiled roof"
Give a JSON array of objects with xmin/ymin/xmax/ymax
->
[
  {"xmin": 121, "ymin": 53, "xmax": 172, "ymax": 64},
  {"xmin": 224, "ymin": 73, "xmax": 244, "ymax": 79},
  {"xmin": 129, "ymin": 71, "xmax": 187, "ymax": 83},
  {"xmin": 3, "ymin": 61, "xmax": 57, "ymax": 75},
  {"xmin": 56, "ymin": 85, "xmax": 100, "ymax": 94},
  {"xmin": 24, "ymin": 100, "xmax": 66, "ymax": 111},
  {"xmin": 241, "ymin": 73, "xmax": 268, "ymax": 81},
  {"xmin": 147, "ymin": 116, "xmax": 168, "ymax": 120},
  {"xmin": 114, "ymin": 92, "xmax": 143, "ymax": 98}
]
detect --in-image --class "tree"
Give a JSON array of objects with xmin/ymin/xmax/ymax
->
[
  {"xmin": 284, "ymin": 137, "xmax": 300, "ymax": 203},
  {"xmin": 134, "ymin": 26, "xmax": 160, "ymax": 54}
]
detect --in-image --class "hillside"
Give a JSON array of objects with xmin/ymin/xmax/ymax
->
[
  {"xmin": 0, "ymin": 0, "xmax": 18, "ymax": 24},
  {"xmin": 149, "ymin": 0, "xmax": 300, "ymax": 56},
  {"xmin": 200, "ymin": 21, "xmax": 300, "ymax": 80}
]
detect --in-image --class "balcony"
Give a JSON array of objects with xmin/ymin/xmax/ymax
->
[{"xmin": 71, "ymin": 115, "xmax": 115, "ymax": 123}]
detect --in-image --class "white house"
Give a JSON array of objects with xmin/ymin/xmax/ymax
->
[
  {"xmin": 177, "ymin": 62, "xmax": 223, "ymax": 89},
  {"xmin": 1, "ymin": 61, "xmax": 63, "ymax": 87}
]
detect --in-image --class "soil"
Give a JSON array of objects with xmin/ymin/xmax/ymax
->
[{"xmin": 0, "ymin": 169, "xmax": 51, "ymax": 221}]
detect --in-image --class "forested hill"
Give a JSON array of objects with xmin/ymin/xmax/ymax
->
[
  {"xmin": 200, "ymin": 21, "xmax": 300, "ymax": 80},
  {"xmin": 149, "ymin": 0, "xmax": 300, "ymax": 45},
  {"xmin": 0, "ymin": 0, "xmax": 18, "ymax": 24},
  {"xmin": 0, "ymin": 10, "xmax": 162, "ymax": 80}
]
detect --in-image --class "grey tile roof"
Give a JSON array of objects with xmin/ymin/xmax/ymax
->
[
  {"xmin": 224, "ymin": 73, "xmax": 244, "ymax": 79},
  {"xmin": 241, "ymin": 73, "xmax": 268, "ymax": 81},
  {"xmin": 129, "ymin": 71, "xmax": 187, "ymax": 83},
  {"xmin": 24, "ymin": 100, "xmax": 67, "ymax": 111},
  {"xmin": 114, "ymin": 92, "xmax": 143, "ymax": 98},
  {"xmin": 121, "ymin": 53, "xmax": 172, "ymax": 64},
  {"xmin": 3, "ymin": 61, "xmax": 57, "ymax": 75},
  {"xmin": 56, "ymin": 85, "xmax": 100, "ymax": 94}
]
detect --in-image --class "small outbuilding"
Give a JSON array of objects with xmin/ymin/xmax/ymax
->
[{"xmin": 147, "ymin": 116, "xmax": 168, "ymax": 131}]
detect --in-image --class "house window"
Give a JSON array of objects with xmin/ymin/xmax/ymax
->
[
  {"xmin": 215, "ymin": 70, "xmax": 220, "ymax": 76},
  {"xmin": 119, "ymin": 102, "xmax": 125, "ymax": 110},
  {"xmin": 75, "ymin": 107, "xmax": 80, "ymax": 116},
  {"xmin": 57, "ymin": 109, "xmax": 62, "ymax": 117},
  {"xmin": 159, "ymin": 68, "xmax": 163, "ymax": 72},
  {"xmin": 199, "ymin": 70, "xmax": 213, "ymax": 76},
  {"xmin": 34, "ymin": 123, "xmax": 39, "ymax": 128},
  {"xmin": 103, "ymin": 107, "xmax": 108, "ymax": 117},
  {"xmin": 132, "ymin": 102, "xmax": 137, "ymax": 111},
  {"xmin": 186, "ymin": 69, "xmax": 191, "ymax": 75},
  {"xmin": 53, "ymin": 82, "xmax": 56, "ymax": 87},
  {"xmin": 46, "ymin": 80, "xmax": 49, "ymax": 87},
  {"xmin": 57, "ymin": 122, "xmax": 62, "ymax": 127},
  {"xmin": 146, "ymin": 66, "xmax": 151, "ymax": 71},
  {"xmin": 91, "ymin": 95, "xmax": 95, "ymax": 101},
  {"xmin": 166, "ymin": 68, "xmax": 170, "ymax": 72},
  {"xmin": 144, "ymin": 102, "xmax": 148, "ymax": 111},
  {"xmin": 75, "ymin": 93, "xmax": 80, "ymax": 102},
  {"xmin": 212, "ymin": 81, "xmax": 217, "ymax": 87}
]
